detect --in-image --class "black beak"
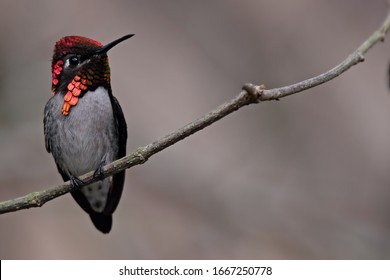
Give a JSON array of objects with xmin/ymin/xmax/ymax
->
[{"xmin": 95, "ymin": 34, "xmax": 134, "ymax": 55}]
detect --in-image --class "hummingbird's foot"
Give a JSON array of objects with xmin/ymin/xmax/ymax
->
[
  {"xmin": 70, "ymin": 175, "xmax": 85, "ymax": 188},
  {"xmin": 93, "ymin": 161, "xmax": 106, "ymax": 181}
]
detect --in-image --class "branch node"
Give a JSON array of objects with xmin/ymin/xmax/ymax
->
[
  {"xmin": 358, "ymin": 53, "xmax": 365, "ymax": 62},
  {"xmin": 29, "ymin": 192, "xmax": 41, "ymax": 207},
  {"xmin": 135, "ymin": 147, "xmax": 147, "ymax": 164},
  {"xmin": 378, "ymin": 27, "xmax": 387, "ymax": 41},
  {"xmin": 242, "ymin": 83, "xmax": 266, "ymax": 102}
]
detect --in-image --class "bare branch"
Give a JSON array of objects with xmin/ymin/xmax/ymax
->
[{"xmin": 1, "ymin": 10, "xmax": 390, "ymax": 215}]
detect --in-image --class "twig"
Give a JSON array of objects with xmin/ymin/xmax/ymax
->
[{"xmin": 1, "ymin": 10, "xmax": 390, "ymax": 215}]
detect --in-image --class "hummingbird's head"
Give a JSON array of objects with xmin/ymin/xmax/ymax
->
[{"xmin": 51, "ymin": 34, "xmax": 133, "ymax": 115}]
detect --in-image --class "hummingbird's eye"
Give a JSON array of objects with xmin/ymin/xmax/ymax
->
[
  {"xmin": 64, "ymin": 55, "xmax": 81, "ymax": 68},
  {"xmin": 69, "ymin": 56, "xmax": 80, "ymax": 66}
]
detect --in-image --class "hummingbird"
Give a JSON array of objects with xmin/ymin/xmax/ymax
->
[{"xmin": 44, "ymin": 34, "xmax": 133, "ymax": 233}]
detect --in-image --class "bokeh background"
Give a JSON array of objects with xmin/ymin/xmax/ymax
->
[{"xmin": 0, "ymin": 0, "xmax": 390, "ymax": 259}]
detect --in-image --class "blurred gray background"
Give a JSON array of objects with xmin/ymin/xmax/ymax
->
[{"xmin": 0, "ymin": 0, "xmax": 390, "ymax": 259}]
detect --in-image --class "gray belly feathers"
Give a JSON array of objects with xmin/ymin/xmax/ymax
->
[{"xmin": 45, "ymin": 87, "xmax": 118, "ymax": 212}]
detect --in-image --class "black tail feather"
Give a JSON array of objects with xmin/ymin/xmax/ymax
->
[{"xmin": 90, "ymin": 213, "xmax": 112, "ymax": 234}]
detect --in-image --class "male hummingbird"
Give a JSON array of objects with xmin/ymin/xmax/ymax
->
[{"xmin": 44, "ymin": 34, "xmax": 133, "ymax": 233}]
